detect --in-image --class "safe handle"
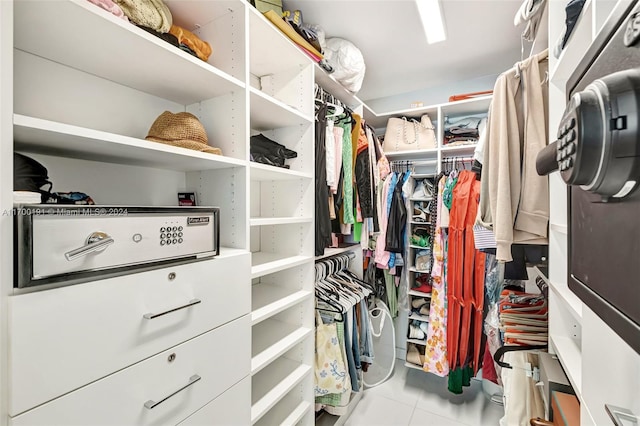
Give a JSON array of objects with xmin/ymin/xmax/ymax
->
[{"xmin": 64, "ymin": 232, "xmax": 114, "ymax": 261}]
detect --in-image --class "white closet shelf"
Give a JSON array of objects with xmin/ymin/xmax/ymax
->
[
  {"xmin": 549, "ymin": 279, "xmax": 583, "ymax": 322},
  {"xmin": 251, "ymin": 253, "xmax": 312, "ymax": 279},
  {"xmin": 408, "ymin": 289, "xmax": 432, "ymax": 297},
  {"xmin": 164, "ymin": 0, "xmax": 239, "ymax": 30},
  {"xmin": 251, "ymin": 358, "xmax": 311, "ymax": 424},
  {"xmin": 250, "ymin": 87, "xmax": 313, "ymax": 130},
  {"xmin": 365, "ymin": 95, "xmax": 491, "ymax": 129},
  {"xmin": 248, "ymin": 7, "xmax": 309, "ymax": 77},
  {"xmin": 254, "ymin": 399, "xmax": 311, "ymax": 426},
  {"xmin": 250, "ymin": 217, "xmax": 313, "ymax": 226},
  {"xmin": 409, "ymin": 221, "xmax": 431, "ymax": 225},
  {"xmin": 14, "ymin": 0, "xmax": 244, "ymax": 105},
  {"xmin": 409, "ymin": 197, "xmax": 433, "ymax": 202},
  {"xmin": 315, "ymin": 244, "xmax": 361, "ymax": 261},
  {"xmin": 249, "ymin": 162, "xmax": 313, "ymax": 181},
  {"xmin": 384, "ymin": 149, "xmax": 438, "ymax": 160},
  {"xmin": 251, "ymin": 319, "xmax": 312, "ymax": 375},
  {"xmin": 407, "ymin": 338, "xmax": 427, "ymax": 346},
  {"xmin": 412, "ymin": 173, "xmax": 437, "ymax": 179},
  {"xmin": 408, "ymin": 267, "xmax": 430, "ymax": 274},
  {"xmin": 409, "ymin": 244, "xmax": 430, "ymax": 249},
  {"xmin": 217, "ymin": 247, "xmax": 252, "ymax": 260},
  {"xmin": 440, "ymin": 96, "xmax": 492, "ymax": 117},
  {"xmin": 251, "ymin": 285, "xmax": 312, "ymax": 325},
  {"xmin": 404, "ymin": 362, "xmax": 424, "ymax": 372},
  {"xmin": 409, "ymin": 313, "xmax": 430, "ymax": 323},
  {"xmin": 550, "ymin": 223, "xmax": 568, "ymax": 235},
  {"xmin": 550, "ymin": 334, "xmax": 583, "ymax": 400},
  {"xmin": 441, "ymin": 144, "xmax": 478, "ymax": 156},
  {"xmin": 314, "ymin": 63, "xmax": 364, "ymax": 109},
  {"xmin": 13, "ymin": 115, "xmax": 246, "ymax": 172}
]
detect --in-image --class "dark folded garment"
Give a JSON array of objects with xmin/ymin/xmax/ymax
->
[{"xmin": 250, "ymin": 134, "xmax": 297, "ymax": 159}]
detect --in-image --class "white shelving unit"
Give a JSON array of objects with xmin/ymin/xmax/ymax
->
[
  {"xmin": 2, "ymin": 1, "xmax": 319, "ymax": 424},
  {"xmin": 246, "ymin": 5, "xmax": 315, "ymax": 424}
]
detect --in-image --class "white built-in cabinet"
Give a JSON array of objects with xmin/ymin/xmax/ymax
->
[
  {"xmin": 547, "ymin": 0, "xmax": 640, "ymax": 424},
  {"xmin": 0, "ymin": 1, "xmax": 319, "ymax": 424}
]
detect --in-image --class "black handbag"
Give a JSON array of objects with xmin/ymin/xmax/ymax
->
[{"xmin": 14, "ymin": 153, "xmax": 53, "ymax": 202}]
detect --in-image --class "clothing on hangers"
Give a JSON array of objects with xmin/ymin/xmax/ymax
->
[{"xmin": 478, "ymin": 48, "xmax": 549, "ymax": 262}]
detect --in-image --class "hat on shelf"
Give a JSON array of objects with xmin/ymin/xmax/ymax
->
[
  {"xmin": 145, "ymin": 111, "xmax": 222, "ymax": 155},
  {"xmin": 113, "ymin": 0, "xmax": 172, "ymax": 33}
]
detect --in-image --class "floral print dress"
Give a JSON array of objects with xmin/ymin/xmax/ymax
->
[{"xmin": 423, "ymin": 176, "xmax": 449, "ymax": 376}]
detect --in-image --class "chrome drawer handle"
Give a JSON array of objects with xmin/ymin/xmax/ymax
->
[
  {"xmin": 144, "ymin": 374, "xmax": 201, "ymax": 410},
  {"xmin": 143, "ymin": 299, "xmax": 201, "ymax": 320},
  {"xmin": 65, "ymin": 232, "xmax": 114, "ymax": 261}
]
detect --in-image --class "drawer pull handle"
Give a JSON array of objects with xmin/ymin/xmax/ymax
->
[
  {"xmin": 65, "ymin": 232, "xmax": 114, "ymax": 261},
  {"xmin": 143, "ymin": 299, "xmax": 201, "ymax": 320},
  {"xmin": 144, "ymin": 374, "xmax": 201, "ymax": 409}
]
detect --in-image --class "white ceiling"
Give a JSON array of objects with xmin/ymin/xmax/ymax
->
[{"xmin": 282, "ymin": 0, "xmax": 527, "ymax": 103}]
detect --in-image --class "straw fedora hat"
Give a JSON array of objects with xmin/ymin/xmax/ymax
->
[{"xmin": 145, "ymin": 111, "xmax": 222, "ymax": 155}]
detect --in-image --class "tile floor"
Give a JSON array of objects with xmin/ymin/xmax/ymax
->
[{"xmin": 343, "ymin": 363, "xmax": 504, "ymax": 426}]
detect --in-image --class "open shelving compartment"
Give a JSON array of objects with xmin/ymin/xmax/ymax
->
[
  {"xmin": 246, "ymin": 6, "xmax": 315, "ymax": 424},
  {"xmin": 251, "ymin": 346, "xmax": 313, "ymax": 425}
]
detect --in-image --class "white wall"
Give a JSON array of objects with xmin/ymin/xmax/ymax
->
[{"xmin": 365, "ymin": 73, "xmax": 499, "ymax": 113}]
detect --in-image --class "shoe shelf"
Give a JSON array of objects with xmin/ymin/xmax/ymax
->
[
  {"xmin": 409, "ymin": 197, "xmax": 433, "ymax": 202},
  {"xmin": 251, "ymin": 358, "xmax": 312, "ymax": 424},
  {"xmin": 409, "ymin": 244, "xmax": 430, "ymax": 249},
  {"xmin": 15, "ymin": 0, "xmax": 244, "ymax": 106},
  {"xmin": 409, "ymin": 313, "xmax": 430, "ymax": 323},
  {"xmin": 384, "ymin": 148, "xmax": 439, "ymax": 160},
  {"xmin": 251, "ymin": 284, "xmax": 312, "ymax": 325},
  {"xmin": 408, "ymin": 289, "xmax": 432, "ymax": 297},
  {"xmin": 14, "ymin": 114, "xmax": 247, "ymax": 172},
  {"xmin": 251, "ymin": 319, "xmax": 313, "ymax": 375},
  {"xmin": 404, "ymin": 362, "xmax": 424, "ymax": 371},
  {"xmin": 407, "ymin": 338, "xmax": 427, "ymax": 346},
  {"xmin": 408, "ymin": 266, "xmax": 431, "ymax": 274},
  {"xmin": 409, "ymin": 221, "xmax": 432, "ymax": 225}
]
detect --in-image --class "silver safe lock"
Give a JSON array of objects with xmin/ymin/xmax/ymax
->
[{"xmin": 537, "ymin": 68, "xmax": 640, "ymax": 201}]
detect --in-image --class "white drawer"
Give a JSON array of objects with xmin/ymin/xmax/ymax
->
[
  {"xmin": 9, "ymin": 315, "xmax": 250, "ymax": 426},
  {"xmin": 9, "ymin": 253, "xmax": 250, "ymax": 416},
  {"xmin": 178, "ymin": 377, "xmax": 250, "ymax": 426}
]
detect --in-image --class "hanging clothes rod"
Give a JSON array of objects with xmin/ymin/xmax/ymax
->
[{"xmin": 390, "ymin": 159, "xmax": 438, "ymax": 166}]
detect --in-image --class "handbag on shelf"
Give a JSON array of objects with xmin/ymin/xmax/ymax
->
[{"xmin": 383, "ymin": 114, "xmax": 437, "ymax": 153}]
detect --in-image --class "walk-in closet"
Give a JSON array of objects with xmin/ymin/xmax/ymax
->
[{"xmin": 1, "ymin": 0, "xmax": 639, "ymax": 425}]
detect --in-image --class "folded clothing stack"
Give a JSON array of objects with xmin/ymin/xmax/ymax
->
[
  {"xmin": 443, "ymin": 116, "xmax": 486, "ymax": 146},
  {"xmin": 250, "ymin": 134, "xmax": 298, "ymax": 169}
]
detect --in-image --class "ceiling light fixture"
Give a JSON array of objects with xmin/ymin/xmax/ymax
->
[{"xmin": 416, "ymin": 0, "xmax": 447, "ymax": 44}]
